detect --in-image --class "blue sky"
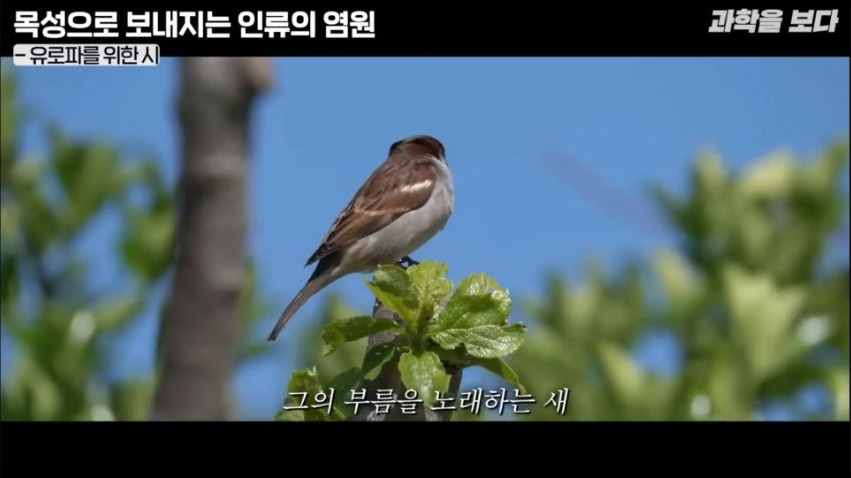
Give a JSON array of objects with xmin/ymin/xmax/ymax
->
[{"xmin": 1, "ymin": 57, "xmax": 848, "ymax": 420}]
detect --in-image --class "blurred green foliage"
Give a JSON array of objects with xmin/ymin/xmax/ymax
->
[
  {"xmin": 0, "ymin": 66, "xmax": 274, "ymax": 420},
  {"xmin": 509, "ymin": 142, "xmax": 849, "ymax": 420}
]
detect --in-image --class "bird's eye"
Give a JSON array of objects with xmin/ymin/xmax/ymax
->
[{"xmin": 389, "ymin": 140, "xmax": 403, "ymax": 154}]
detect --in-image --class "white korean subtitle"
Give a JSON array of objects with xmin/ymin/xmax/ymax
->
[
  {"xmin": 12, "ymin": 10, "xmax": 377, "ymax": 40},
  {"xmin": 13, "ymin": 44, "xmax": 160, "ymax": 66},
  {"xmin": 280, "ymin": 387, "xmax": 573, "ymax": 417},
  {"xmin": 11, "ymin": 10, "xmax": 377, "ymax": 67},
  {"xmin": 708, "ymin": 9, "xmax": 840, "ymax": 33}
]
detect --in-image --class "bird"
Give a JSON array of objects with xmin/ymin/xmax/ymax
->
[{"xmin": 267, "ymin": 134, "xmax": 454, "ymax": 341}]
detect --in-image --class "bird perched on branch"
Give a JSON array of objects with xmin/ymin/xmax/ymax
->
[{"xmin": 267, "ymin": 134, "xmax": 455, "ymax": 341}]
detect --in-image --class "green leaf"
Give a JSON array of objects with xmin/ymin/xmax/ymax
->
[
  {"xmin": 828, "ymin": 367, "xmax": 849, "ymax": 420},
  {"xmin": 433, "ymin": 294, "xmax": 511, "ymax": 332},
  {"xmin": 92, "ymin": 294, "xmax": 144, "ymax": 332},
  {"xmin": 598, "ymin": 342, "xmax": 645, "ymax": 403},
  {"xmin": 109, "ymin": 380, "xmax": 155, "ymax": 421},
  {"xmin": 408, "ymin": 260, "xmax": 453, "ymax": 310},
  {"xmin": 54, "ymin": 137, "xmax": 122, "ymax": 235},
  {"xmin": 431, "ymin": 322, "xmax": 526, "ymax": 358},
  {"xmin": 432, "ymin": 346, "xmax": 471, "ymax": 366},
  {"xmin": 0, "ymin": 204, "xmax": 21, "ymax": 246},
  {"xmin": 471, "ymin": 357, "xmax": 527, "ymax": 395},
  {"xmin": 328, "ymin": 368, "xmax": 363, "ymax": 419},
  {"xmin": 433, "ymin": 273, "xmax": 512, "ymax": 331},
  {"xmin": 723, "ymin": 264, "xmax": 807, "ymax": 382},
  {"xmin": 654, "ymin": 249, "xmax": 700, "ymax": 318},
  {"xmin": 365, "ymin": 264, "xmax": 419, "ymax": 326},
  {"xmin": 426, "ymin": 272, "xmax": 523, "ymax": 358},
  {"xmin": 738, "ymin": 150, "xmax": 797, "ymax": 199},
  {"xmin": 1, "ymin": 71, "xmax": 18, "ymax": 182},
  {"xmin": 121, "ymin": 204, "xmax": 175, "ymax": 282},
  {"xmin": 457, "ymin": 273, "xmax": 509, "ymax": 298},
  {"xmin": 361, "ymin": 342, "xmax": 396, "ymax": 381},
  {"xmin": 275, "ymin": 368, "xmax": 336, "ymax": 421},
  {"xmin": 398, "ymin": 350, "xmax": 450, "ymax": 406},
  {"xmin": 329, "ymin": 368, "xmax": 363, "ymax": 395},
  {"xmin": 0, "ymin": 251, "xmax": 20, "ymax": 312},
  {"xmin": 321, "ymin": 315, "xmax": 402, "ymax": 356},
  {"xmin": 12, "ymin": 160, "xmax": 59, "ymax": 252}
]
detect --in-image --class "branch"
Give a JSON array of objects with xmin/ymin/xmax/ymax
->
[{"xmin": 540, "ymin": 150, "xmax": 674, "ymax": 240}]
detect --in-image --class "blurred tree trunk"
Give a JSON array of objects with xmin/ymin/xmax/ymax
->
[{"xmin": 151, "ymin": 58, "xmax": 273, "ymax": 420}]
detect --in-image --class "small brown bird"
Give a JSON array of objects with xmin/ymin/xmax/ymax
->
[{"xmin": 267, "ymin": 134, "xmax": 454, "ymax": 341}]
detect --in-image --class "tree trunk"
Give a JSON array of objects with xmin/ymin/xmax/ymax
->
[{"xmin": 150, "ymin": 58, "xmax": 272, "ymax": 420}]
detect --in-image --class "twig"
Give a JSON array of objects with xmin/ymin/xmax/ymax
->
[{"xmin": 541, "ymin": 150, "xmax": 674, "ymax": 240}]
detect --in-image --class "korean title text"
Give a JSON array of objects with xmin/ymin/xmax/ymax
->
[
  {"xmin": 13, "ymin": 10, "xmax": 377, "ymax": 39},
  {"xmin": 708, "ymin": 9, "xmax": 839, "ymax": 33},
  {"xmin": 282, "ymin": 387, "xmax": 572, "ymax": 417}
]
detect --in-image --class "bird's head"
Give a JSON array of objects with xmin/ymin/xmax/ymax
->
[{"xmin": 389, "ymin": 135, "xmax": 446, "ymax": 164}]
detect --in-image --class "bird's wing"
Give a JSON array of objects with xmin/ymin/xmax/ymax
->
[{"xmin": 305, "ymin": 154, "xmax": 437, "ymax": 266}]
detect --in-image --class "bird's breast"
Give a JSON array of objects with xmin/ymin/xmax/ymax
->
[{"xmin": 348, "ymin": 178, "xmax": 452, "ymax": 267}]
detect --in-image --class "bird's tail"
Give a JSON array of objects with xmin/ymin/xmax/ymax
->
[{"xmin": 267, "ymin": 267, "xmax": 337, "ymax": 342}]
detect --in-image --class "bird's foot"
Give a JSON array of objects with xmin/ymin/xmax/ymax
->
[{"xmin": 396, "ymin": 256, "xmax": 419, "ymax": 269}]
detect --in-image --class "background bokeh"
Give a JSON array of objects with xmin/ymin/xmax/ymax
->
[{"xmin": 1, "ymin": 57, "xmax": 848, "ymax": 421}]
